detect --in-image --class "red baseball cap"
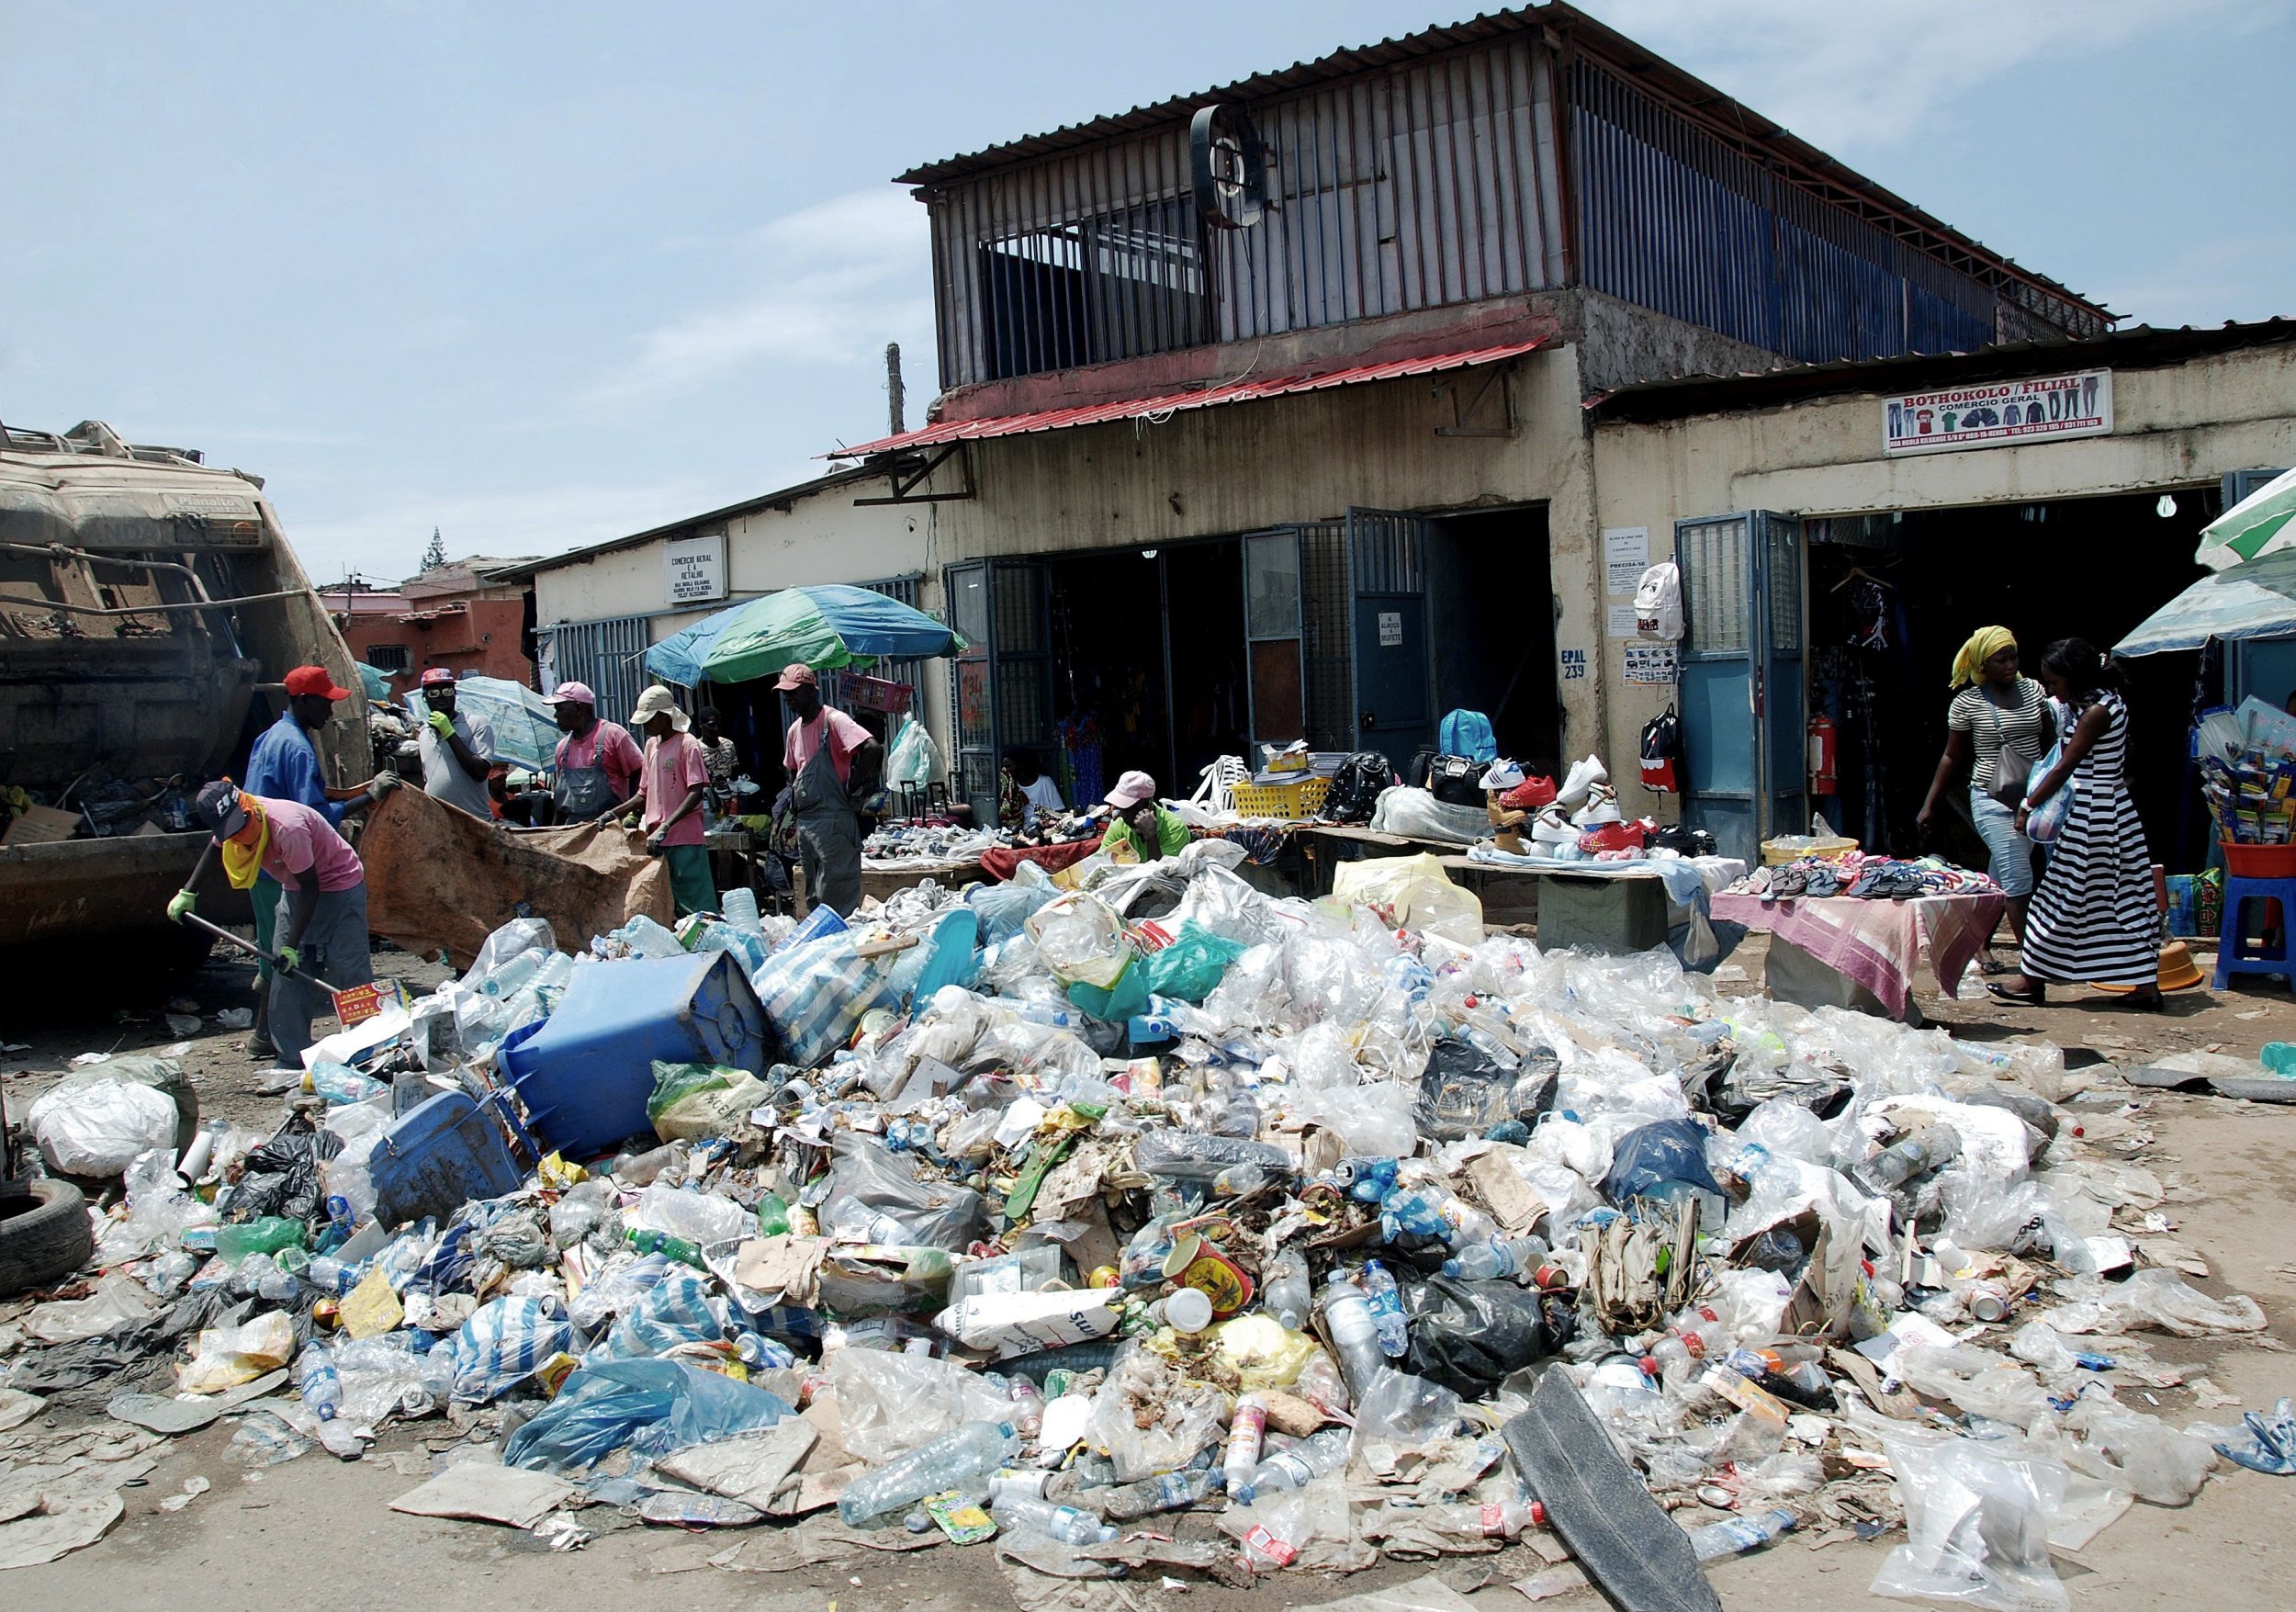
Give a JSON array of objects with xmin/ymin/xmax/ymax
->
[
  {"xmin": 283, "ymin": 665, "xmax": 351, "ymax": 701},
  {"xmin": 773, "ymin": 661, "xmax": 817, "ymax": 691},
  {"xmin": 419, "ymin": 668, "xmax": 457, "ymax": 689}
]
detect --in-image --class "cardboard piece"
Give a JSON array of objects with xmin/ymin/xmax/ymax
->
[
  {"xmin": 733, "ymin": 1235, "xmax": 829, "ymax": 1307},
  {"xmin": 1, "ymin": 806, "xmax": 79, "ymax": 845},
  {"xmin": 1466, "ymin": 1148, "xmax": 1547, "ymax": 1236},
  {"xmin": 389, "ymin": 1462, "xmax": 575, "ymax": 1527}
]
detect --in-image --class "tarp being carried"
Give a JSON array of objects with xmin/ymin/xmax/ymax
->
[{"xmin": 359, "ymin": 788, "xmax": 671, "ymax": 968}]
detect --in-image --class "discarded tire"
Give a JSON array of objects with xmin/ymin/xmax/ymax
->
[{"xmin": 0, "ymin": 1178, "xmax": 95, "ymax": 1297}]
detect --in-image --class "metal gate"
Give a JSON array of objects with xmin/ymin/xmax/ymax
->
[
  {"xmin": 539, "ymin": 614, "xmax": 650, "ymax": 727},
  {"xmin": 1676, "ymin": 511, "xmax": 1805, "ymax": 865}
]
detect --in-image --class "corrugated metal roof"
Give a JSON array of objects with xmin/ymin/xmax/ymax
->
[
  {"xmin": 893, "ymin": 2, "xmax": 2102, "ymax": 320},
  {"xmin": 827, "ymin": 338, "xmax": 1548, "ymax": 458}
]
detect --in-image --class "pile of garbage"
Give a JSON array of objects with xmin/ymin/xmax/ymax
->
[{"xmin": 4, "ymin": 839, "xmax": 2285, "ymax": 1605}]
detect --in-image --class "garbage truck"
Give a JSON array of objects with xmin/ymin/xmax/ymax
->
[{"xmin": 0, "ymin": 419, "xmax": 367, "ymax": 965}]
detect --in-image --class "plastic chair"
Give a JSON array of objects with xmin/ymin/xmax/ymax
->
[{"xmin": 2214, "ymin": 873, "xmax": 2296, "ymax": 988}]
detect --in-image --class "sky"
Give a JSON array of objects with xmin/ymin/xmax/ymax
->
[{"xmin": 3, "ymin": 1, "xmax": 2290, "ymax": 584}]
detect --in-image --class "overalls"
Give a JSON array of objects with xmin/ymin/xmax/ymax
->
[
  {"xmin": 792, "ymin": 720, "xmax": 862, "ymax": 918},
  {"xmin": 554, "ymin": 727, "xmax": 621, "ymax": 821}
]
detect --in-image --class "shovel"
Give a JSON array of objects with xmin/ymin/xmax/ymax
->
[{"xmin": 179, "ymin": 909, "xmax": 341, "ymax": 991}]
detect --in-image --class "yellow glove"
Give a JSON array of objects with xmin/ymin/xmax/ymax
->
[
  {"xmin": 166, "ymin": 889, "xmax": 196, "ymax": 923},
  {"xmin": 276, "ymin": 943, "xmax": 300, "ymax": 974},
  {"xmin": 427, "ymin": 710, "xmax": 454, "ymax": 737}
]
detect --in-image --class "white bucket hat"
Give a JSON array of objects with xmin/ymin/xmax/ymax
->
[{"xmin": 629, "ymin": 684, "xmax": 691, "ymax": 732}]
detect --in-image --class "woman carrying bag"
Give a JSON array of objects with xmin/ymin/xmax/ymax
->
[
  {"xmin": 1986, "ymin": 638, "xmax": 2162, "ymax": 1009},
  {"xmin": 1917, "ymin": 626, "xmax": 2052, "ymax": 967}
]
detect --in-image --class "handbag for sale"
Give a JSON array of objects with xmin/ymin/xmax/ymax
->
[{"xmin": 1638, "ymin": 705, "xmax": 1683, "ymax": 794}]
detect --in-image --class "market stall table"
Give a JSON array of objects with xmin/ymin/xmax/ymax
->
[{"xmin": 1710, "ymin": 886, "xmax": 2004, "ymax": 1021}]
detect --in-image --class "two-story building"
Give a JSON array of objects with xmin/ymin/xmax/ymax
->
[{"xmin": 829, "ymin": 3, "xmax": 2110, "ymax": 840}]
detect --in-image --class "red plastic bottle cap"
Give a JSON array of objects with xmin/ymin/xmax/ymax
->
[{"xmin": 1529, "ymin": 1501, "xmax": 1548, "ymax": 1527}]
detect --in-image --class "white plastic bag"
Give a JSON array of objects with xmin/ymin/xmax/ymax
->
[
  {"xmin": 28, "ymin": 1077, "xmax": 178, "ymax": 1178},
  {"xmin": 884, "ymin": 716, "xmax": 940, "ymax": 790},
  {"xmin": 1024, "ymin": 892, "xmax": 1135, "ymax": 991},
  {"xmin": 826, "ymin": 1347, "xmax": 1014, "ymax": 1463},
  {"xmin": 1330, "ymin": 852, "xmax": 1483, "ymax": 947},
  {"xmin": 1872, "ymin": 1425, "xmax": 2069, "ymax": 1612}
]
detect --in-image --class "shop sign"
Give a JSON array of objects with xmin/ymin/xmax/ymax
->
[
  {"xmin": 1883, "ymin": 369, "xmax": 2110, "ymax": 457},
  {"xmin": 665, "ymin": 531, "xmax": 727, "ymax": 604}
]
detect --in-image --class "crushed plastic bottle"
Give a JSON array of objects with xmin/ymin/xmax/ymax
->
[
  {"xmin": 1099, "ymin": 1464, "xmax": 1218, "ymax": 1520},
  {"xmin": 1852, "ymin": 1126, "xmax": 1962, "ymax": 1194},
  {"xmin": 992, "ymin": 1493, "xmax": 1120, "ymax": 1545},
  {"xmin": 1318, "ymin": 1275, "xmax": 1386, "ymax": 1396},
  {"xmin": 1379, "ymin": 1184, "xmax": 1498, "ymax": 1249},
  {"xmin": 296, "ymin": 1342, "xmax": 343, "ymax": 1421},
  {"xmin": 837, "ymin": 1421, "xmax": 1019, "ymax": 1526},
  {"xmin": 1262, "ymin": 1248, "xmax": 1311, "ymax": 1331},
  {"xmin": 1251, "ymin": 1426, "xmax": 1351, "ymax": 1494},
  {"xmin": 1442, "ymin": 1235, "xmax": 1549, "ymax": 1281},
  {"xmin": 1686, "ymin": 1505, "xmax": 1796, "ymax": 1561},
  {"xmin": 1361, "ymin": 1260, "xmax": 1410, "ymax": 1358}
]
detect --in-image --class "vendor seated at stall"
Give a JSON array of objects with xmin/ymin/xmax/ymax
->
[
  {"xmin": 1001, "ymin": 748, "xmax": 1066, "ymax": 833},
  {"xmin": 1099, "ymin": 770, "xmax": 1189, "ymax": 861}
]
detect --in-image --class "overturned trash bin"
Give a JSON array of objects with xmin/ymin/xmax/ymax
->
[{"xmin": 500, "ymin": 952, "xmax": 768, "ymax": 1157}]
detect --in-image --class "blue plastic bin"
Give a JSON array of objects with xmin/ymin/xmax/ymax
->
[
  {"xmin": 369, "ymin": 1089, "xmax": 533, "ymax": 1230},
  {"xmin": 499, "ymin": 951, "xmax": 769, "ymax": 1158}
]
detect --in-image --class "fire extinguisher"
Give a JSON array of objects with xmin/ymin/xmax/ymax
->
[{"xmin": 1807, "ymin": 714, "xmax": 1838, "ymax": 797}]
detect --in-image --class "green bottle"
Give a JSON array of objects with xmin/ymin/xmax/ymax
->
[
  {"xmin": 625, "ymin": 1226, "xmax": 708, "ymax": 1268},
  {"xmin": 214, "ymin": 1216, "xmax": 308, "ymax": 1264},
  {"xmin": 756, "ymin": 1194, "xmax": 792, "ymax": 1237}
]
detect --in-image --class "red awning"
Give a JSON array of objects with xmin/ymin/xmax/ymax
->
[{"xmin": 829, "ymin": 338, "xmax": 1546, "ymax": 457}]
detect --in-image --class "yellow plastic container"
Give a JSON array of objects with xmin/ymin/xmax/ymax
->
[
  {"xmin": 1230, "ymin": 776, "xmax": 1330, "ymax": 819},
  {"xmin": 1760, "ymin": 835, "xmax": 1858, "ymax": 866}
]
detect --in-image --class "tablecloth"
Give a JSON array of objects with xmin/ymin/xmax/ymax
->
[
  {"xmin": 1708, "ymin": 890, "xmax": 2005, "ymax": 1018},
  {"xmin": 979, "ymin": 838, "xmax": 1104, "ymax": 883}
]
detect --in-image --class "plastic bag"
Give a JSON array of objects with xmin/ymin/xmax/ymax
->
[
  {"xmin": 177, "ymin": 1312, "xmax": 297, "ymax": 1394},
  {"xmin": 604, "ymin": 1268, "xmax": 724, "ymax": 1359},
  {"xmin": 749, "ymin": 929, "xmax": 899, "ymax": 1070},
  {"xmin": 1140, "ymin": 922, "xmax": 1247, "ymax": 1004},
  {"xmin": 334, "ymin": 1335, "xmax": 445, "ymax": 1423},
  {"xmin": 827, "ymin": 1345, "xmax": 1015, "ymax": 1463},
  {"xmin": 503, "ymin": 1358, "xmax": 791, "ymax": 1474},
  {"xmin": 884, "ymin": 714, "xmax": 940, "ymax": 790},
  {"xmin": 448, "ymin": 1294, "xmax": 572, "ymax": 1403},
  {"xmin": 1871, "ymin": 1425, "xmax": 2069, "ymax": 1612},
  {"xmin": 1025, "ymin": 892, "xmax": 1135, "ymax": 990},
  {"xmin": 629, "ymin": 1185, "xmax": 754, "ymax": 1246},
  {"xmin": 2038, "ymin": 1269, "xmax": 2268, "ymax": 1338},
  {"xmin": 1894, "ymin": 1346, "xmax": 2052, "ymax": 1428},
  {"xmin": 1330, "ymin": 852, "xmax": 1483, "ymax": 945},
  {"xmin": 646, "ymin": 1062, "xmax": 772, "ymax": 1142},
  {"xmin": 968, "ymin": 881, "xmax": 1055, "ymax": 946},
  {"xmin": 463, "ymin": 916, "xmax": 555, "ymax": 987},
  {"xmin": 1400, "ymin": 1276, "xmax": 1572, "ymax": 1399},
  {"xmin": 1084, "ymin": 1348, "xmax": 1225, "ymax": 1481},
  {"xmin": 223, "ymin": 1112, "xmax": 341, "ymax": 1224},
  {"xmin": 28, "ymin": 1076, "xmax": 179, "ymax": 1178},
  {"xmin": 1603, "ymin": 1118, "xmax": 1723, "ymax": 1205},
  {"xmin": 818, "ymin": 1133, "xmax": 985, "ymax": 1251},
  {"xmin": 1352, "ymin": 1365, "xmax": 1463, "ymax": 1445},
  {"xmin": 1414, "ymin": 1039, "xmax": 1520, "ymax": 1141},
  {"xmin": 2060, "ymin": 1396, "xmax": 2215, "ymax": 1505},
  {"xmin": 1286, "ymin": 1082, "xmax": 1419, "ymax": 1157}
]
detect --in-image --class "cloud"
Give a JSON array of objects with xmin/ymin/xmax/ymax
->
[
  {"xmin": 589, "ymin": 187, "xmax": 934, "ymax": 401},
  {"xmin": 278, "ymin": 473, "xmax": 733, "ymax": 584},
  {"xmin": 1573, "ymin": 0, "xmax": 2257, "ymax": 157}
]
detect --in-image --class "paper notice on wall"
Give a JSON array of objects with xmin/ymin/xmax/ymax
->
[
  {"xmin": 1377, "ymin": 610, "xmax": 1403, "ymax": 647},
  {"xmin": 1605, "ymin": 603, "xmax": 1641, "ymax": 638},
  {"xmin": 1603, "ymin": 526, "xmax": 1650, "ymax": 595},
  {"xmin": 1624, "ymin": 644, "xmax": 1679, "ymax": 684}
]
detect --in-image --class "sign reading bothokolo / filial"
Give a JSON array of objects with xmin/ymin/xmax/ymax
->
[
  {"xmin": 665, "ymin": 531, "xmax": 727, "ymax": 605},
  {"xmin": 1883, "ymin": 369, "xmax": 2111, "ymax": 457}
]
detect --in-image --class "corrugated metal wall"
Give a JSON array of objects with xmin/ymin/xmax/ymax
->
[
  {"xmin": 1566, "ymin": 62, "xmax": 2083, "ymax": 363},
  {"xmin": 925, "ymin": 35, "xmax": 1568, "ymax": 389},
  {"xmin": 539, "ymin": 614, "xmax": 650, "ymax": 728}
]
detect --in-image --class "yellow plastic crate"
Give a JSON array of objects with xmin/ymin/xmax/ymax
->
[{"xmin": 1231, "ymin": 776, "xmax": 1330, "ymax": 819}]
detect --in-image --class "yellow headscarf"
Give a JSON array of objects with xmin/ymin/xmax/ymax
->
[
  {"xmin": 1950, "ymin": 626, "xmax": 2016, "ymax": 690},
  {"xmin": 219, "ymin": 792, "xmax": 270, "ymax": 890}
]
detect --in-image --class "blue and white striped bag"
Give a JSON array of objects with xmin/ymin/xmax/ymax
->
[
  {"xmin": 748, "ymin": 930, "xmax": 898, "ymax": 1069},
  {"xmin": 449, "ymin": 1294, "xmax": 570, "ymax": 1403}
]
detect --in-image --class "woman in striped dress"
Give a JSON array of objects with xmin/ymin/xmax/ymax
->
[{"xmin": 1987, "ymin": 639, "xmax": 2162, "ymax": 1009}]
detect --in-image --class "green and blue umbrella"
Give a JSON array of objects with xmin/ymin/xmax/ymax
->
[
  {"xmin": 646, "ymin": 584, "xmax": 963, "ymax": 687},
  {"xmin": 2197, "ymin": 467, "xmax": 2296, "ymax": 570}
]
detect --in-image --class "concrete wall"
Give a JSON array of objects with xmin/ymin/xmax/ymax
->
[
  {"xmin": 1589, "ymin": 339, "xmax": 2296, "ymax": 817},
  {"xmin": 908, "ymin": 344, "xmax": 1614, "ymax": 766}
]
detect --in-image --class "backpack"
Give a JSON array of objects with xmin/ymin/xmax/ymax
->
[
  {"xmin": 1634, "ymin": 562, "xmax": 1683, "ymax": 641},
  {"xmin": 1639, "ymin": 705, "xmax": 1683, "ymax": 793},
  {"xmin": 1318, "ymin": 751, "xmax": 1394, "ymax": 823},
  {"xmin": 1437, "ymin": 709, "xmax": 1498, "ymax": 764},
  {"xmin": 1649, "ymin": 823, "xmax": 1717, "ymax": 858},
  {"xmin": 1426, "ymin": 753, "xmax": 1485, "ymax": 806}
]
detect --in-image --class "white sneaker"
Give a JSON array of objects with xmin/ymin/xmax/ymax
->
[
  {"xmin": 1572, "ymin": 782, "xmax": 1622, "ymax": 827},
  {"xmin": 1530, "ymin": 806, "xmax": 1577, "ymax": 848},
  {"xmin": 1556, "ymin": 753, "xmax": 1608, "ymax": 808}
]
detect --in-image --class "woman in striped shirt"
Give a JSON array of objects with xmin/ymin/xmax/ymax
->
[{"xmin": 1918, "ymin": 626, "xmax": 2052, "ymax": 966}]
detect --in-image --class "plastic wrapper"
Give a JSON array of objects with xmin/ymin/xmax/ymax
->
[
  {"xmin": 1399, "ymin": 1275, "xmax": 1572, "ymax": 1398},
  {"xmin": 818, "ymin": 1134, "xmax": 985, "ymax": 1250},
  {"xmin": 1603, "ymin": 1117, "xmax": 1722, "ymax": 1204},
  {"xmin": 448, "ymin": 1294, "xmax": 572, "ymax": 1403},
  {"xmin": 1286, "ymin": 1082, "xmax": 1419, "ymax": 1157},
  {"xmin": 827, "ymin": 1345, "xmax": 1015, "ymax": 1463},
  {"xmin": 1140, "ymin": 921, "xmax": 1247, "ymax": 1003},
  {"xmin": 1894, "ymin": 1346, "xmax": 2052, "ymax": 1428},
  {"xmin": 2060, "ymin": 1396, "xmax": 2215, "ymax": 1505},
  {"xmin": 1025, "ymin": 892, "xmax": 1135, "ymax": 990},
  {"xmin": 503, "ymin": 1358, "xmax": 792, "ymax": 1474},
  {"xmin": 2037, "ymin": 1269, "xmax": 2268, "ymax": 1338},
  {"xmin": 177, "ymin": 1311, "xmax": 297, "ymax": 1394},
  {"xmin": 28, "ymin": 1076, "xmax": 180, "ymax": 1178},
  {"xmin": 1871, "ymin": 1425, "xmax": 2069, "ymax": 1612}
]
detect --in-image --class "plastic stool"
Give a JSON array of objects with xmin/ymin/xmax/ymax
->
[{"xmin": 2214, "ymin": 874, "xmax": 2296, "ymax": 988}]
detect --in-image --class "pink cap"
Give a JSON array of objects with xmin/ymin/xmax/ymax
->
[
  {"xmin": 550, "ymin": 681, "xmax": 596, "ymax": 706},
  {"xmin": 1106, "ymin": 770, "xmax": 1157, "ymax": 809}
]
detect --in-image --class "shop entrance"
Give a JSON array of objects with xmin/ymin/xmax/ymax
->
[{"xmin": 1805, "ymin": 490, "xmax": 2212, "ymax": 872}]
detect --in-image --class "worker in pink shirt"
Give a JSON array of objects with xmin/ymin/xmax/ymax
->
[
  {"xmin": 778, "ymin": 661, "xmax": 879, "ymax": 917},
  {"xmin": 617, "ymin": 684, "xmax": 716, "ymax": 916}
]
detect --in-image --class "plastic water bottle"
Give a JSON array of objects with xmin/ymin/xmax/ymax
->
[
  {"xmin": 722, "ymin": 886, "xmax": 763, "ymax": 932},
  {"xmin": 1853, "ymin": 1126, "xmax": 1962, "ymax": 1194},
  {"xmin": 1442, "ymin": 1235, "xmax": 1549, "ymax": 1282},
  {"xmin": 1263, "ymin": 1248, "xmax": 1312, "ymax": 1331},
  {"xmin": 305, "ymin": 1060, "xmax": 387, "ymax": 1105},
  {"xmin": 1007, "ymin": 1375, "xmax": 1046, "ymax": 1437},
  {"xmin": 1317, "ymin": 1277, "xmax": 1386, "ymax": 1397},
  {"xmin": 1223, "ymin": 1394, "xmax": 1266, "ymax": 1504},
  {"xmin": 1250, "ymin": 1426, "xmax": 1352, "ymax": 1494},
  {"xmin": 1018, "ymin": 1001, "xmax": 1077, "ymax": 1029},
  {"xmin": 837, "ymin": 1421, "xmax": 1019, "ymax": 1525},
  {"xmin": 1378, "ymin": 1185, "xmax": 1497, "ymax": 1249},
  {"xmin": 477, "ymin": 949, "xmax": 544, "ymax": 999},
  {"xmin": 992, "ymin": 1493, "xmax": 1120, "ymax": 1546},
  {"xmin": 1099, "ymin": 1465, "xmax": 1218, "ymax": 1520},
  {"xmin": 296, "ymin": 1343, "xmax": 343, "ymax": 1421},
  {"xmin": 616, "ymin": 914, "xmax": 687, "ymax": 959},
  {"xmin": 1686, "ymin": 1506, "xmax": 1797, "ymax": 1561},
  {"xmin": 305, "ymin": 1255, "xmax": 360, "ymax": 1295},
  {"xmin": 1361, "ymin": 1260, "xmax": 1410, "ymax": 1358},
  {"xmin": 1422, "ymin": 1499, "xmax": 1539, "ymax": 1539},
  {"xmin": 1334, "ymin": 1157, "xmax": 1399, "ymax": 1203}
]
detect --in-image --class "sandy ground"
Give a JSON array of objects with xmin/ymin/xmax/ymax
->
[{"xmin": 6, "ymin": 930, "xmax": 2296, "ymax": 1611}]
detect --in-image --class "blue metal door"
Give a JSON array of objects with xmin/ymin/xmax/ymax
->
[
  {"xmin": 1346, "ymin": 509, "xmax": 1435, "ymax": 775},
  {"xmin": 1677, "ymin": 511, "xmax": 1804, "ymax": 865}
]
